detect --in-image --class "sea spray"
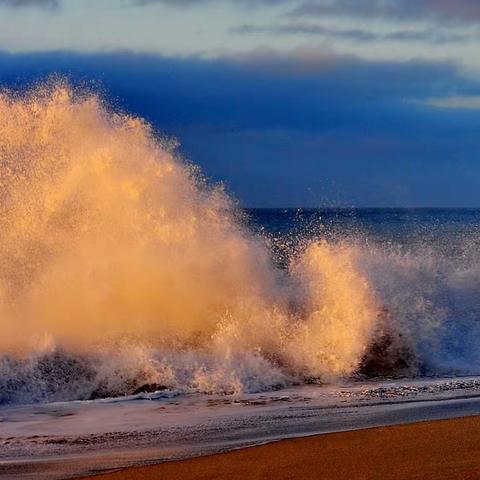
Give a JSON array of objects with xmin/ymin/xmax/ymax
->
[{"xmin": 1, "ymin": 82, "xmax": 479, "ymax": 405}]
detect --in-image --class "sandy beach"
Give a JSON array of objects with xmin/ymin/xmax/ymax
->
[{"xmin": 72, "ymin": 416, "xmax": 480, "ymax": 480}]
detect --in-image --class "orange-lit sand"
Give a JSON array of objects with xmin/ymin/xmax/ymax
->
[{"xmin": 75, "ymin": 416, "xmax": 480, "ymax": 480}]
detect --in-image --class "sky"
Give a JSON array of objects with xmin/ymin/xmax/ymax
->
[{"xmin": 1, "ymin": 0, "xmax": 480, "ymax": 207}]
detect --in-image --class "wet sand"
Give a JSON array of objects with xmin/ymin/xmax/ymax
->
[{"xmin": 75, "ymin": 416, "xmax": 480, "ymax": 480}]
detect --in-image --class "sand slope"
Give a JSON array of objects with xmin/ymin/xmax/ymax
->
[{"xmin": 75, "ymin": 417, "xmax": 480, "ymax": 480}]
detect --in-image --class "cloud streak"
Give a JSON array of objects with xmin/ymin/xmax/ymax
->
[
  {"xmin": 426, "ymin": 95, "xmax": 480, "ymax": 109},
  {"xmin": 0, "ymin": 0, "xmax": 58, "ymax": 7},
  {"xmin": 134, "ymin": 0, "xmax": 292, "ymax": 6},
  {"xmin": 291, "ymin": 0, "xmax": 480, "ymax": 23},
  {"xmin": 231, "ymin": 23, "xmax": 470, "ymax": 44}
]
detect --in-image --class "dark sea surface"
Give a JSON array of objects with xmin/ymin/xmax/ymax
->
[
  {"xmin": 247, "ymin": 208, "xmax": 480, "ymax": 238},
  {"xmin": 246, "ymin": 208, "xmax": 480, "ymax": 261}
]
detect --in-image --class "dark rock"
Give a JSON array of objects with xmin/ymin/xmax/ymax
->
[{"xmin": 132, "ymin": 384, "xmax": 169, "ymax": 395}]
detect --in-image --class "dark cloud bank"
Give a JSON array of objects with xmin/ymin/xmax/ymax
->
[{"xmin": 1, "ymin": 50, "xmax": 480, "ymax": 207}]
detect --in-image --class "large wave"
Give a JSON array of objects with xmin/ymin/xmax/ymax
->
[{"xmin": 0, "ymin": 82, "xmax": 479, "ymax": 405}]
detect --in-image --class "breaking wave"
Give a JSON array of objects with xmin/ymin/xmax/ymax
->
[{"xmin": 1, "ymin": 82, "xmax": 480, "ymax": 405}]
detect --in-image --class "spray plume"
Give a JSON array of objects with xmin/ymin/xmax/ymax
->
[{"xmin": 3, "ymin": 82, "xmax": 476, "ymax": 405}]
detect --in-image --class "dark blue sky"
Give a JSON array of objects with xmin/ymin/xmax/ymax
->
[{"xmin": 1, "ymin": 0, "xmax": 480, "ymax": 206}]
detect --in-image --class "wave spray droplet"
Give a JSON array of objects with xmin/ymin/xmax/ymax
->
[{"xmin": 2, "ymin": 82, "xmax": 464, "ymax": 404}]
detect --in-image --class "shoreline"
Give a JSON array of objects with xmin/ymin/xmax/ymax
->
[
  {"xmin": 3, "ymin": 379, "xmax": 480, "ymax": 479},
  {"xmin": 74, "ymin": 416, "xmax": 480, "ymax": 480}
]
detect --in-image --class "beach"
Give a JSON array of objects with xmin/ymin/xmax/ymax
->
[{"xmin": 74, "ymin": 416, "xmax": 480, "ymax": 480}]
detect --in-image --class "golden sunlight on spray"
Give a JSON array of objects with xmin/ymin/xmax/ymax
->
[
  {"xmin": 0, "ymin": 82, "xmax": 379, "ymax": 390},
  {"xmin": 290, "ymin": 242, "xmax": 378, "ymax": 379}
]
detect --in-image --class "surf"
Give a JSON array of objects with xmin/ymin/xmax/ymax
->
[{"xmin": 0, "ymin": 81, "xmax": 479, "ymax": 405}]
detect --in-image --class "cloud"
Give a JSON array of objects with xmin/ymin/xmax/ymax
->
[
  {"xmin": 0, "ymin": 48, "xmax": 476, "ymax": 130},
  {"xmin": 0, "ymin": 0, "xmax": 292, "ymax": 8},
  {"xmin": 426, "ymin": 95, "xmax": 480, "ymax": 109},
  {"xmin": 0, "ymin": 0, "xmax": 58, "ymax": 7},
  {"xmin": 231, "ymin": 23, "xmax": 470, "ymax": 44},
  {"xmin": 291, "ymin": 0, "xmax": 480, "ymax": 24},
  {"xmin": 134, "ymin": 0, "xmax": 292, "ymax": 6},
  {"xmin": 224, "ymin": 45, "xmax": 354, "ymax": 74},
  {"xmin": 231, "ymin": 24, "xmax": 378, "ymax": 41},
  {"xmin": 383, "ymin": 30, "xmax": 468, "ymax": 43},
  {"xmin": 134, "ymin": 0, "xmax": 210, "ymax": 5},
  {"xmin": 1, "ymin": 49, "xmax": 479, "ymax": 206}
]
